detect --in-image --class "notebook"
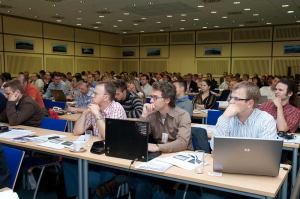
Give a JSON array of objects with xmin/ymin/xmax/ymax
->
[{"xmin": 213, "ymin": 136, "xmax": 283, "ymax": 176}]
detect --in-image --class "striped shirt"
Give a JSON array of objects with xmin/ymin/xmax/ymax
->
[
  {"xmin": 117, "ymin": 92, "xmax": 143, "ymax": 118},
  {"xmin": 210, "ymin": 108, "xmax": 277, "ymax": 150},
  {"xmin": 75, "ymin": 87, "xmax": 94, "ymax": 108},
  {"xmin": 84, "ymin": 101, "xmax": 127, "ymax": 136}
]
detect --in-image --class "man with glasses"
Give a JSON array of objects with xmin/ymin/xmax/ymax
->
[
  {"xmin": 114, "ymin": 79, "xmax": 143, "ymax": 118},
  {"xmin": 43, "ymin": 72, "xmax": 69, "ymax": 98},
  {"xmin": 141, "ymin": 81, "xmax": 192, "ymax": 153},
  {"xmin": 210, "ymin": 81, "xmax": 277, "ymax": 150}
]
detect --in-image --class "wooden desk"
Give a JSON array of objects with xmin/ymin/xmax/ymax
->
[
  {"xmin": 59, "ymin": 113, "xmax": 81, "ymax": 132},
  {"xmin": 0, "ymin": 125, "xmax": 291, "ymax": 199},
  {"xmin": 84, "ymin": 152, "xmax": 290, "ymax": 199},
  {"xmin": 192, "ymin": 123, "xmax": 300, "ymax": 189}
]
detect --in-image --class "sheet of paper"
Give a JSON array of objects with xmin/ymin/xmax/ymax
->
[
  {"xmin": 135, "ymin": 158, "xmax": 172, "ymax": 172},
  {"xmin": 282, "ymin": 135, "xmax": 300, "ymax": 144},
  {"xmin": 0, "ymin": 189, "xmax": 19, "ymax": 199},
  {"xmin": 30, "ymin": 134, "xmax": 66, "ymax": 143},
  {"xmin": 0, "ymin": 129, "xmax": 33, "ymax": 139},
  {"xmin": 37, "ymin": 141, "xmax": 65, "ymax": 150}
]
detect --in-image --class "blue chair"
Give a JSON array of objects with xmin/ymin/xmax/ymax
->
[
  {"xmin": 207, "ymin": 110, "xmax": 223, "ymax": 125},
  {"xmin": 211, "ymin": 101, "xmax": 219, "ymax": 110},
  {"xmin": 40, "ymin": 117, "xmax": 67, "ymax": 132},
  {"xmin": 43, "ymin": 99, "xmax": 66, "ymax": 110},
  {"xmin": 3, "ymin": 146, "xmax": 25, "ymax": 189},
  {"xmin": 24, "ymin": 117, "xmax": 67, "ymax": 199}
]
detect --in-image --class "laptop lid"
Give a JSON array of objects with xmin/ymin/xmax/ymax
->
[
  {"xmin": 213, "ymin": 137, "xmax": 283, "ymax": 176},
  {"xmin": 105, "ymin": 118, "xmax": 152, "ymax": 162},
  {"xmin": 50, "ymin": 89, "xmax": 66, "ymax": 102}
]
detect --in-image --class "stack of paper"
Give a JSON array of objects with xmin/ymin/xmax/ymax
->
[
  {"xmin": 0, "ymin": 129, "xmax": 33, "ymax": 139},
  {"xmin": 135, "ymin": 158, "xmax": 172, "ymax": 172}
]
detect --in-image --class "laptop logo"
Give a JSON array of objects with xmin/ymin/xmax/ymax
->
[
  {"xmin": 244, "ymin": 148, "xmax": 251, "ymax": 152},
  {"xmin": 135, "ymin": 123, "xmax": 148, "ymax": 136}
]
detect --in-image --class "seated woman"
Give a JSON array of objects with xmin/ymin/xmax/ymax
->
[{"xmin": 193, "ymin": 79, "xmax": 217, "ymax": 110}]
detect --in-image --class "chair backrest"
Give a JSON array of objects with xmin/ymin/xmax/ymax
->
[
  {"xmin": 2, "ymin": 146, "xmax": 25, "ymax": 189},
  {"xmin": 207, "ymin": 110, "xmax": 223, "ymax": 125},
  {"xmin": 211, "ymin": 101, "xmax": 219, "ymax": 110},
  {"xmin": 43, "ymin": 99, "xmax": 66, "ymax": 110},
  {"xmin": 291, "ymin": 166, "xmax": 300, "ymax": 199},
  {"xmin": 40, "ymin": 117, "xmax": 67, "ymax": 132},
  {"xmin": 191, "ymin": 127, "xmax": 211, "ymax": 153}
]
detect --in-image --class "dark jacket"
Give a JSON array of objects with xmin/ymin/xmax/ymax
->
[
  {"xmin": 186, "ymin": 80, "xmax": 198, "ymax": 93},
  {"xmin": 0, "ymin": 95, "xmax": 43, "ymax": 127}
]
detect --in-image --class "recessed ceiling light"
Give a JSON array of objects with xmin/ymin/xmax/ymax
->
[
  {"xmin": 156, "ymin": 21, "xmax": 161, "ymax": 23},
  {"xmin": 56, "ymin": 19, "xmax": 62, "ymax": 23},
  {"xmin": 180, "ymin": 19, "xmax": 186, "ymax": 22},
  {"xmin": 52, "ymin": 4, "xmax": 56, "ymax": 7},
  {"xmin": 166, "ymin": 15, "xmax": 173, "ymax": 18},
  {"xmin": 99, "ymin": 15, "xmax": 105, "ymax": 18},
  {"xmin": 113, "ymin": 25, "xmax": 118, "ymax": 28},
  {"xmin": 159, "ymin": 29, "xmax": 164, "ymax": 32},
  {"xmin": 239, "ymin": 24, "xmax": 244, "ymax": 27},
  {"xmin": 281, "ymin": 4, "xmax": 289, "ymax": 8},
  {"xmin": 78, "ymin": 10, "xmax": 82, "ymax": 13},
  {"xmin": 34, "ymin": 16, "xmax": 38, "ymax": 18},
  {"xmin": 117, "ymin": 19, "xmax": 123, "ymax": 22},
  {"xmin": 193, "ymin": 18, "xmax": 199, "ymax": 21},
  {"xmin": 122, "ymin": 32, "xmax": 127, "ymax": 34},
  {"xmin": 211, "ymin": 11, "xmax": 217, "ymax": 14},
  {"xmin": 96, "ymin": 21, "xmax": 101, "ymax": 24},
  {"xmin": 266, "ymin": 22, "xmax": 272, "ymax": 25},
  {"xmin": 140, "ymin": 30, "xmax": 144, "ymax": 33},
  {"xmin": 233, "ymin": 1, "xmax": 240, "ymax": 4},
  {"xmin": 141, "ymin": 17, "xmax": 147, "ymax": 20},
  {"xmin": 202, "ymin": 26, "xmax": 207, "ymax": 29},
  {"xmin": 181, "ymin": 13, "xmax": 187, "ymax": 17},
  {"xmin": 244, "ymin": 8, "xmax": 251, "ymax": 11},
  {"xmin": 93, "ymin": 26, "xmax": 99, "ymax": 29},
  {"xmin": 76, "ymin": 17, "xmax": 82, "ymax": 20},
  {"xmin": 287, "ymin": 10, "xmax": 294, "ymax": 14},
  {"xmin": 76, "ymin": 23, "xmax": 82, "ymax": 26},
  {"xmin": 197, "ymin": 5, "xmax": 204, "ymax": 8},
  {"xmin": 296, "ymin": 20, "xmax": 300, "ymax": 23},
  {"xmin": 55, "ymin": 13, "xmax": 59, "ymax": 16},
  {"xmin": 80, "ymin": 0, "xmax": 85, "ymax": 3},
  {"xmin": 7, "ymin": 10, "xmax": 10, "ymax": 13},
  {"xmin": 222, "ymin": 16, "xmax": 228, "ymax": 19},
  {"xmin": 180, "ymin": 28, "xmax": 184, "ymax": 30},
  {"xmin": 123, "ymin": 12, "xmax": 130, "ymax": 15},
  {"xmin": 253, "ymin": 13, "xmax": 259, "ymax": 16},
  {"xmin": 133, "ymin": 23, "xmax": 139, "ymax": 26},
  {"xmin": 214, "ymin": 26, "xmax": 219, "ymax": 28},
  {"xmin": 28, "ymin": 7, "xmax": 32, "ymax": 10}
]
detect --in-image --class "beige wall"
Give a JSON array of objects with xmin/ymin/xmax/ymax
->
[{"xmin": 1, "ymin": 15, "xmax": 300, "ymax": 76}]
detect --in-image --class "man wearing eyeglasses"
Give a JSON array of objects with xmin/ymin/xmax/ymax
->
[
  {"xmin": 141, "ymin": 81, "xmax": 192, "ymax": 153},
  {"xmin": 259, "ymin": 79, "xmax": 300, "ymax": 133},
  {"xmin": 210, "ymin": 81, "xmax": 277, "ymax": 150}
]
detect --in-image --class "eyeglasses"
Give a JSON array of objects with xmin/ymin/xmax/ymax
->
[
  {"xmin": 151, "ymin": 95, "xmax": 163, "ymax": 101},
  {"xmin": 228, "ymin": 96, "xmax": 250, "ymax": 101}
]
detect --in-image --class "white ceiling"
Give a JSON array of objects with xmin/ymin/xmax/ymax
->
[{"xmin": 0, "ymin": 0, "xmax": 299, "ymax": 34}]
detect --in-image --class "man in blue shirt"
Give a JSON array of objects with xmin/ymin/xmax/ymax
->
[
  {"xmin": 173, "ymin": 80, "xmax": 193, "ymax": 116},
  {"xmin": 43, "ymin": 72, "xmax": 69, "ymax": 98}
]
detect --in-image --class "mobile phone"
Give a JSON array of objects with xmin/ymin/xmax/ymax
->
[
  {"xmin": 61, "ymin": 141, "xmax": 73, "ymax": 146},
  {"xmin": 48, "ymin": 136, "xmax": 60, "ymax": 140}
]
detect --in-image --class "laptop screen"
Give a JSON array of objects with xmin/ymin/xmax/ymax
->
[{"xmin": 213, "ymin": 136, "xmax": 283, "ymax": 176}]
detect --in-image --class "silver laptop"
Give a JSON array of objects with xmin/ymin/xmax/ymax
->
[{"xmin": 213, "ymin": 137, "xmax": 283, "ymax": 176}]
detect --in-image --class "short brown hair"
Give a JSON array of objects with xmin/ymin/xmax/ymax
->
[
  {"xmin": 97, "ymin": 81, "xmax": 116, "ymax": 101},
  {"xmin": 4, "ymin": 79, "xmax": 25, "ymax": 94},
  {"xmin": 152, "ymin": 81, "xmax": 176, "ymax": 108},
  {"xmin": 232, "ymin": 81, "xmax": 260, "ymax": 105}
]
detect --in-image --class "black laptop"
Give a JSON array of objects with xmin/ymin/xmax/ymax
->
[
  {"xmin": 50, "ymin": 89, "xmax": 67, "ymax": 102},
  {"xmin": 105, "ymin": 118, "xmax": 161, "ymax": 162}
]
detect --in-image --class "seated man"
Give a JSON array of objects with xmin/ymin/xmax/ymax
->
[
  {"xmin": 114, "ymin": 79, "xmax": 143, "ymax": 118},
  {"xmin": 260, "ymin": 79, "xmax": 300, "ymax": 133},
  {"xmin": 211, "ymin": 81, "xmax": 277, "ymax": 150},
  {"xmin": 64, "ymin": 82, "xmax": 126, "ymax": 198},
  {"xmin": 43, "ymin": 72, "xmax": 69, "ymax": 99},
  {"xmin": 67, "ymin": 81, "xmax": 94, "ymax": 113},
  {"xmin": 173, "ymin": 80, "xmax": 193, "ymax": 116},
  {"xmin": 0, "ymin": 80, "xmax": 43, "ymax": 127},
  {"xmin": 141, "ymin": 81, "xmax": 192, "ymax": 153}
]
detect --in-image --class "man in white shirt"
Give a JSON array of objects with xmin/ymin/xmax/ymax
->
[
  {"xmin": 140, "ymin": 74, "xmax": 152, "ymax": 97},
  {"xmin": 211, "ymin": 81, "xmax": 277, "ymax": 150}
]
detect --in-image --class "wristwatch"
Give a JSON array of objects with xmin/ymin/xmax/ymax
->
[{"xmin": 95, "ymin": 115, "xmax": 103, "ymax": 121}]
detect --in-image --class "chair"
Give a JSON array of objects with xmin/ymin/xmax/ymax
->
[
  {"xmin": 2, "ymin": 146, "xmax": 25, "ymax": 189},
  {"xmin": 43, "ymin": 99, "xmax": 66, "ymax": 110},
  {"xmin": 211, "ymin": 101, "xmax": 219, "ymax": 110},
  {"xmin": 290, "ymin": 166, "xmax": 300, "ymax": 199},
  {"xmin": 24, "ymin": 117, "xmax": 67, "ymax": 199},
  {"xmin": 191, "ymin": 127, "xmax": 211, "ymax": 153},
  {"xmin": 207, "ymin": 110, "xmax": 223, "ymax": 125}
]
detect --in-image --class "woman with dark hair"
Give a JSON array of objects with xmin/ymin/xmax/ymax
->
[
  {"xmin": 252, "ymin": 76, "xmax": 263, "ymax": 88},
  {"xmin": 193, "ymin": 79, "xmax": 217, "ymax": 109}
]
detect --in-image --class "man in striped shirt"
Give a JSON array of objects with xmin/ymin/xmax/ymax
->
[
  {"xmin": 211, "ymin": 81, "xmax": 277, "ymax": 150},
  {"xmin": 114, "ymin": 79, "xmax": 143, "ymax": 118}
]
